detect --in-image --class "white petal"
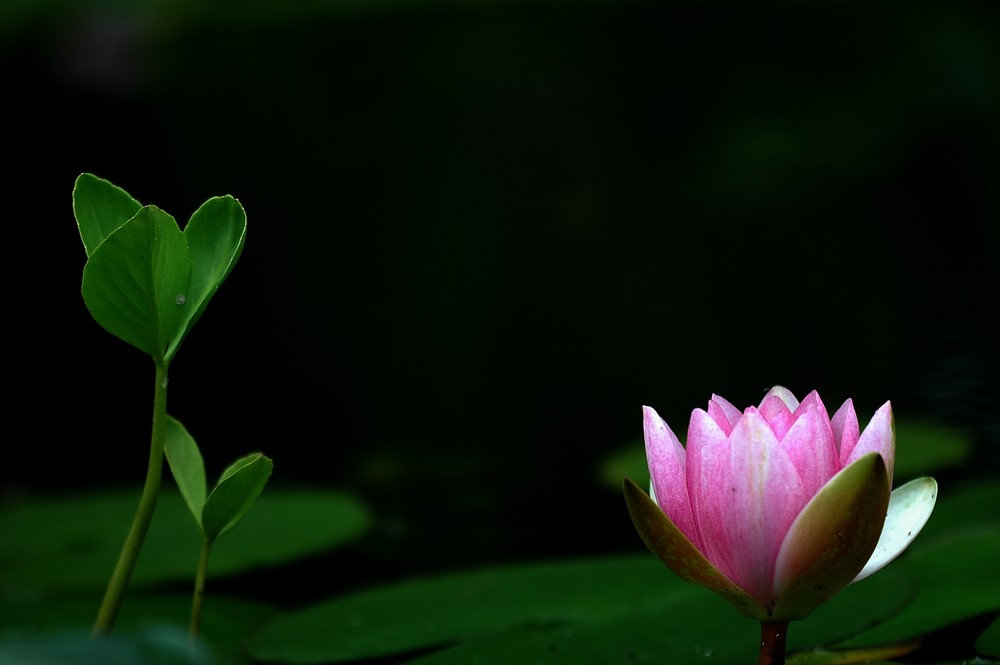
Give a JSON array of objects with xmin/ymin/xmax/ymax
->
[{"xmin": 852, "ymin": 477, "xmax": 938, "ymax": 583}]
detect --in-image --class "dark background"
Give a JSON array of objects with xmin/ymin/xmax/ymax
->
[{"xmin": 4, "ymin": 0, "xmax": 998, "ymax": 602}]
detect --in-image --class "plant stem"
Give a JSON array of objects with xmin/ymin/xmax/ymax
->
[
  {"xmin": 92, "ymin": 361, "xmax": 170, "ymax": 635},
  {"xmin": 759, "ymin": 620, "xmax": 789, "ymax": 665},
  {"xmin": 190, "ymin": 537, "xmax": 212, "ymax": 639}
]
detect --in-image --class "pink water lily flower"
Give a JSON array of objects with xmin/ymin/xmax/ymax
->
[{"xmin": 624, "ymin": 386, "xmax": 937, "ymax": 622}]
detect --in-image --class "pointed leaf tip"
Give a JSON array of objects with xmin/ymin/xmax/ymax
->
[{"xmin": 163, "ymin": 416, "xmax": 208, "ymax": 527}]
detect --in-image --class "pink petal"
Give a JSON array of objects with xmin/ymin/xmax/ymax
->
[
  {"xmin": 643, "ymin": 406, "xmax": 698, "ymax": 546},
  {"xmin": 685, "ymin": 408, "xmax": 733, "ymax": 576},
  {"xmin": 780, "ymin": 403, "xmax": 839, "ymax": 498},
  {"xmin": 832, "ymin": 398, "xmax": 861, "ymax": 464},
  {"xmin": 698, "ymin": 411, "xmax": 807, "ymax": 603},
  {"xmin": 709, "ymin": 394, "xmax": 742, "ymax": 434},
  {"xmin": 795, "ymin": 390, "xmax": 824, "ymax": 410},
  {"xmin": 759, "ymin": 395, "xmax": 794, "ymax": 439},
  {"xmin": 845, "ymin": 401, "xmax": 895, "ymax": 487}
]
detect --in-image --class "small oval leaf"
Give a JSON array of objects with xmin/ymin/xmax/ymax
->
[
  {"xmin": 201, "ymin": 454, "xmax": 273, "ymax": 542},
  {"xmin": 163, "ymin": 416, "xmax": 208, "ymax": 528}
]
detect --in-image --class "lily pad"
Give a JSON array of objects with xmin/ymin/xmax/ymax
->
[
  {"xmin": 246, "ymin": 555, "xmax": 690, "ymax": 663},
  {"xmin": 911, "ymin": 478, "xmax": 1000, "ymax": 549},
  {"xmin": 404, "ymin": 602, "xmax": 752, "ymax": 665},
  {"xmin": 0, "ymin": 593, "xmax": 277, "ymax": 665},
  {"xmin": 975, "ymin": 613, "xmax": 1000, "ymax": 658},
  {"xmin": 836, "ymin": 526, "xmax": 1000, "ymax": 647},
  {"xmin": 889, "ymin": 419, "xmax": 974, "ymax": 484},
  {"xmin": 0, "ymin": 487, "xmax": 371, "ymax": 595},
  {"xmin": 0, "ymin": 624, "xmax": 210, "ymax": 665},
  {"xmin": 245, "ymin": 551, "xmax": 913, "ymax": 664},
  {"xmin": 407, "ymin": 569, "xmax": 916, "ymax": 665}
]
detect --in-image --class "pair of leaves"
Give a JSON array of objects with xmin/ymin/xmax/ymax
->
[
  {"xmin": 73, "ymin": 173, "xmax": 246, "ymax": 363},
  {"xmin": 164, "ymin": 417, "xmax": 272, "ymax": 543}
]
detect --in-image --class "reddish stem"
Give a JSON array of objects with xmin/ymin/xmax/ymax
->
[{"xmin": 759, "ymin": 620, "xmax": 789, "ymax": 665}]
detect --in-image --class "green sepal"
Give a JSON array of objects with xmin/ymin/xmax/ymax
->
[
  {"xmin": 771, "ymin": 452, "xmax": 890, "ymax": 620},
  {"xmin": 623, "ymin": 477, "xmax": 761, "ymax": 618}
]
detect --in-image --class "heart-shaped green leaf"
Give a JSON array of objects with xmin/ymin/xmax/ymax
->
[
  {"xmin": 73, "ymin": 173, "xmax": 143, "ymax": 258},
  {"xmin": 81, "ymin": 205, "xmax": 192, "ymax": 361},
  {"xmin": 75, "ymin": 175, "xmax": 246, "ymax": 363},
  {"xmin": 201, "ymin": 454, "xmax": 274, "ymax": 542},
  {"xmin": 163, "ymin": 416, "xmax": 208, "ymax": 526}
]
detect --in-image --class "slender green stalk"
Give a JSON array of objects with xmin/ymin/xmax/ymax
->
[
  {"xmin": 92, "ymin": 360, "xmax": 170, "ymax": 635},
  {"xmin": 759, "ymin": 620, "xmax": 789, "ymax": 665},
  {"xmin": 190, "ymin": 537, "xmax": 212, "ymax": 639}
]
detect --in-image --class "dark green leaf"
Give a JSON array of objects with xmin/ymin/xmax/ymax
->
[
  {"xmin": 405, "ymin": 569, "xmax": 917, "ymax": 665},
  {"xmin": 0, "ymin": 594, "xmax": 277, "ymax": 665},
  {"xmin": 0, "ymin": 624, "xmax": 210, "ymax": 665},
  {"xmin": 975, "ymin": 613, "xmax": 1000, "ymax": 658},
  {"xmin": 404, "ymin": 602, "xmax": 752, "ymax": 665},
  {"xmin": 245, "ymin": 555, "xmax": 697, "ymax": 663},
  {"xmin": 163, "ymin": 416, "xmax": 208, "ymax": 527},
  {"xmin": 912, "ymin": 478, "xmax": 1000, "ymax": 549},
  {"xmin": 245, "ymin": 552, "xmax": 913, "ymax": 664},
  {"xmin": 72, "ymin": 173, "xmax": 143, "ymax": 258},
  {"xmin": 0, "ymin": 487, "xmax": 371, "ymax": 593},
  {"xmin": 890, "ymin": 420, "xmax": 974, "ymax": 484},
  {"xmin": 836, "ymin": 526, "xmax": 1000, "ymax": 647},
  {"xmin": 788, "ymin": 568, "xmax": 915, "ymax": 649}
]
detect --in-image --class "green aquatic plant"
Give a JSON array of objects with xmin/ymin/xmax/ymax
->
[{"xmin": 74, "ymin": 173, "xmax": 248, "ymax": 635}]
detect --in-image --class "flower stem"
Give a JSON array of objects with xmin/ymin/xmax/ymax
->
[
  {"xmin": 92, "ymin": 361, "xmax": 170, "ymax": 635},
  {"xmin": 190, "ymin": 537, "xmax": 212, "ymax": 639},
  {"xmin": 759, "ymin": 620, "xmax": 789, "ymax": 665}
]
